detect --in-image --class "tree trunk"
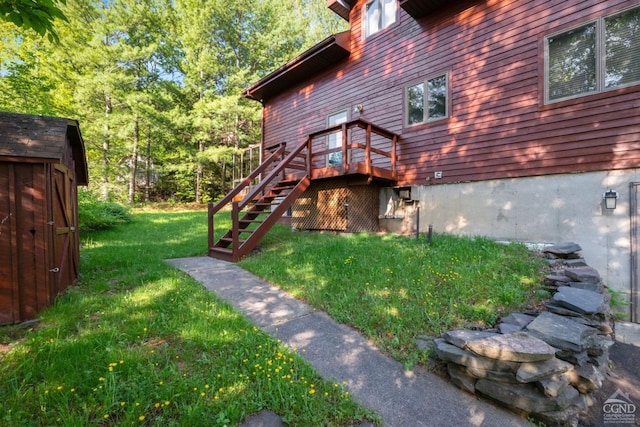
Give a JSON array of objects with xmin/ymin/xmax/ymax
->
[
  {"xmin": 145, "ymin": 124, "xmax": 151, "ymax": 202},
  {"xmin": 102, "ymin": 94, "xmax": 112, "ymax": 201},
  {"xmin": 128, "ymin": 116, "xmax": 139, "ymax": 204}
]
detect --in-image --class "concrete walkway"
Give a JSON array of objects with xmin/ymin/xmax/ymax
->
[{"xmin": 166, "ymin": 256, "xmax": 531, "ymax": 427}]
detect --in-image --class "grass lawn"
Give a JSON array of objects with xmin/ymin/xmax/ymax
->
[
  {"xmin": 240, "ymin": 225, "xmax": 548, "ymax": 369},
  {"xmin": 0, "ymin": 209, "xmax": 377, "ymax": 426}
]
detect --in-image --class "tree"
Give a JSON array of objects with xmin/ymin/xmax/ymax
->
[{"xmin": 0, "ymin": 0, "xmax": 67, "ymax": 42}]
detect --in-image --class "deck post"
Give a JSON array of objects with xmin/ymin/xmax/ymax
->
[
  {"xmin": 208, "ymin": 202, "xmax": 214, "ymax": 249},
  {"xmin": 306, "ymin": 137, "xmax": 312, "ymax": 177},
  {"xmin": 391, "ymin": 135, "xmax": 398, "ymax": 178},
  {"xmin": 342, "ymin": 123, "xmax": 348, "ymax": 173},
  {"xmin": 365, "ymin": 123, "xmax": 372, "ymax": 175},
  {"xmin": 232, "ymin": 201, "xmax": 240, "ymax": 260}
]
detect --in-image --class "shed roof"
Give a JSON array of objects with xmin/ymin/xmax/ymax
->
[{"xmin": 0, "ymin": 112, "xmax": 89, "ymax": 185}]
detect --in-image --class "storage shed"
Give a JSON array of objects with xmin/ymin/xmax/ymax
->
[{"xmin": 0, "ymin": 112, "xmax": 88, "ymax": 325}]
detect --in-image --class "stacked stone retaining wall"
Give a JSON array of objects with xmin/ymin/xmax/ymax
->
[{"xmin": 433, "ymin": 242, "xmax": 613, "ymax": 426}]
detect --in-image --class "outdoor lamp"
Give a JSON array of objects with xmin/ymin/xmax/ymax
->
[{"xmin": 603, "ymin": 189, "xmax": 619, "ymax": 210}]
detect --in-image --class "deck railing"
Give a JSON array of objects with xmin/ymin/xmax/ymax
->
[{"xmin": 277, "ymin": 118, "xmax": 399, "ymax": 180}]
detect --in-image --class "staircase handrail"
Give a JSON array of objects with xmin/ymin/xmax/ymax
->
[
  {"xmin": 237, "ymin": 138, "xmax": 310, "ymax": 210},
  {"xmin": 209, "ymin": 143, "xmax": 286, "ymax": 215}
]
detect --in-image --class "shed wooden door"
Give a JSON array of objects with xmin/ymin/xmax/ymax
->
[{"xmin": 51, "ymin": 163, "xmax": 79, "ymax": 295}]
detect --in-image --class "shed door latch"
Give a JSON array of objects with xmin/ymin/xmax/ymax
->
[{"xmin": 49, "ymin": 268, "xmax": 60, "ymax": 273}]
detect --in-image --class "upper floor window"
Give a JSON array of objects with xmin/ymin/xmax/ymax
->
[
  {"xmin": 364, "ymin": 0, "xmax": 397, "ymax": 38},
  {"xmin": 545, "ymin": 5, "xmax": 640, "ymax": 103},
  {"xmin": 406, "ymin": 73, "xmax": 448, "ymax": 126}
]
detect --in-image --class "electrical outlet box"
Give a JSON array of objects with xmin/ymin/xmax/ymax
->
[{"xmin": 434, "ymin": 171, "xmax": 443, "ymax": 179}]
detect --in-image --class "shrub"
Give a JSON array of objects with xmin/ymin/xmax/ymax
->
[{"xmin": 78, "ymin": 189, "xmax": 131, "ymax": 232}]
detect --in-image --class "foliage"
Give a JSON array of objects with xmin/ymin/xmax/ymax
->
[
  {"xmin": 0, "ymin": 0, "xmax": 346, "ymax": 204},
  {"xmin": 0, "ymin": 0, "xmax": 67, "ymax": 42},
  {"xmin": 240, "ymin": 227, "xmax": 548, "ymax": 368},
  {"xmin": 0, "ymin": 209, "xmax": 378, "ymax": 426},
  {"xmin": 78, "ymin": 189, "xmax": 131, "ymax": 232}
]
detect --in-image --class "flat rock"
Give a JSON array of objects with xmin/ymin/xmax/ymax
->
[
  {"xmin": 526, "ymin": 311, "xmax": 598, "ymax": 352},
  {"xmin": 475, "ymin": 380, "xmax": 579, "ymax": 413},
  {"xmin": 537, "ymin": 372, "xmax": 572, "ymax": 398},
  {"xmin": 434, "ymin": 339, "xmax": 518, "ymax": 371},
  {"xmin": 465, "ymin": 332, "xmax": 557, "ymax": 362},
  {"xmin": 466, "ymin": 365, "xmax": 520, "ymax": 383},
  {"xmin": 543, "ymin": 242, "xmax": 582, "ymax": 256},
  {"xmin": 553, "ymin": 286, "xmax": 605, "ymax": 314},
  {"xmin": 564, "ymin": 266, "xmax": 601, "ymax": 283},
  {"xmin": 545, "ymin": 274, "xmax": 571, "ymax": 283},
  {"xmin": 566, "ymin": 281, "xmax": 603, "ymax": 292},
  {"xmin": 501, "ymin": 312, "xmax": 536, "ymax": 328},
  {"xmin": 498, "ymin": 323, "xmax": 524, "ymax": 334},
  {"xmin": 516, "ymin": 357, "xmax": 573, "ymax": 383},
  {"xmin": 447, "ymin": 363, "xmax": 477, "ymax": 394},
  {"xmin": 441, "ymin": 329, "xmax": 498, "ymax": 349},
  {"xmin": 566, "ymin": 364, "xmax": 604, "ymax": 393},
  {"xmin": 563, "ymin": 258, "xmax": 587, "ymax": 267}
]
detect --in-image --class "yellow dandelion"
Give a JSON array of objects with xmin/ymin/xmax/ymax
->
[
  {"xmin": 164, "ymin": 401, "xmax": 170, "ymax": 406},
  {"xmin": 139, "ymin": 415, "xmax": 145, "ymax": 421},
  {"xmin": 154, "ymin": 402, "xmax": 160, "ymax": 408},
  {"xmin": 309, "ymin": 389, "xmax": 315, "ymax": 395}
]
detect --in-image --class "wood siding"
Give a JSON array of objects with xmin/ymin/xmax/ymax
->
[
  {"xmin": 0, "ymin": 113, "xmax": 86, "ymax": 324},
  {"xmin": 259, "ymin": 0, "xmax": 640, "ymax": 186}
]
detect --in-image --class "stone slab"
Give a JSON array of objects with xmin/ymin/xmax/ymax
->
[
  {"xmin": 441, "ymin": 329, "xmax": 498, "ymax": 349},
  {"xmin": 566, "ymin": 281, "xmax": 603, "ymax": 292},
  {"xmin": 434, "ymin": 339, "xmax": 519, "ymax": 372},
  {"xmin": 563, "ymin": 259, "xmax": 587, "ymax": 267},
  {"xmin": 501, "ymin": 313, "xmax": 536, "ymax": 328},
  {"xmin": 516, "ymin": 357, "xmax": 573, "ymax": 383},
  {"xmin": 543, "ymin": 242, "xmax": 582, "ymax": 256},
  {"xmin": 526, "ymin": 311, "xmax": 598, "ymax": 352},
  {"xmin": 475, "ymin": 380, "xmax": 579, "ymax": 413},
  {"xmin": 498, "ymin": 323, "xmax": 523, "ymax": 334},
  {"xmin": 537, "ymin": 372, "xmax": 572, "ymax": 398},
  {"xmin": 447, "ymin": 364, "xmax": 477, "ymax": 394},
  {"xmin": 553, "ymin": 286, "xmax": 604, "ymax": 315},
  {"xmin": 563, "ymin": 266, "xmax": 601, "ymax": 284},
  {"xmin": 465, "ymin": 332, "xmax": 557, "ymax": 362}
]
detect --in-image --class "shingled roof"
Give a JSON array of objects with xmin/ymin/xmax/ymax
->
[{"xmin": 0, "ymin": 112, "xmax": 88, "ymax": 185}]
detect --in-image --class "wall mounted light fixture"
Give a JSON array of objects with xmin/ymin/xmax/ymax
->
[
  {"xmin": 603, "ymin": 189, "xmax": 619, "ymax": 210},
  {"xmin": 353, "ymin": 103, "xmax": 364, "ymax": 114}
]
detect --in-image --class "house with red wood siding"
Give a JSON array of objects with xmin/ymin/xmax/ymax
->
[{"xmin": 209, "ymin": 0, "xmax": 640, "ymax": 322}]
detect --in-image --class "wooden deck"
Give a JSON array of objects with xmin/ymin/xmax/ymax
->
[{"xmin": 207, "ymin": 119, "xmax": 399, "ymax": 262}]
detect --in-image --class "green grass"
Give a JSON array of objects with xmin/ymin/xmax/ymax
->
[
  {"xmin": 0, "ymin": 210, "xmax": 377, "ymax": 426},
  {"xmin": 240, "ymin": 226, "xmax": 547, "ymax": 369}
]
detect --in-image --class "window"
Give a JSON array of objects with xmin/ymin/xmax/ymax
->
[
  {"xmin": 406, "ymin": 73, "xmax": 448, "ymax": 126},
  {"xmin": 364, "ymin": 0, "xmax": 397, "ymax": 38},
  {"xmin": 546, "ymin": 6, "xmax": 640, "ymax": 103},
  {"xmin": 327, "ymin": 111, "xmax": 348, "ymax": 167}
]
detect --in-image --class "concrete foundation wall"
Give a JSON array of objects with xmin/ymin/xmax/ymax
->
[{"xmin": 379, "ymin": 170, "xmax": 640, "ymax": 319}]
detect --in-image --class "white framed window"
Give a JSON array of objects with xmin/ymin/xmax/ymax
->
[
  {"xmin": 327, "ymin": 110, "xmax": 348, "ymax": 167},
  {"xmin": 545, "ymin": 5, "xmax": 640, "ymax": 103},
  {"xmin": 406, "ymin": 73, "xmax": 448, "ymax": 126},
  {"xmin": 364, "ymin": 0, "xmax": 397, "ymax": 38}
]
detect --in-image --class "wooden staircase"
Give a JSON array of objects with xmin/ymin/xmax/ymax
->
[{"xmin": 208, "ymin": 141, "xmax": 310, "ymax": 262}]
